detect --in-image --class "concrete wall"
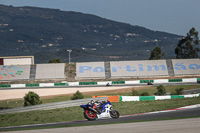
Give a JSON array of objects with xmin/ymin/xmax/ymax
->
[
  {"xmin": 76, "ymin": 62, "xmax": 105, "ymax": 78},
  {"xmin": 35, "ymin": 63, "xmax": 65, "ymax": 79},
  {"xmin": 110, "ymin": 60, "xmax": 168, "ymax": 77},
  {"xmin": 0, "ymin": 65, "xmax": 30, "ymax": 80},
  {"xmin": 172, "ymin": 59, "xmax": 200, "ymax": 75}
]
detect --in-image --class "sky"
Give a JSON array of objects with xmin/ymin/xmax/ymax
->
[{"xmin": 0, "ymin": 0, "xmax": 200, "ymax": 36}]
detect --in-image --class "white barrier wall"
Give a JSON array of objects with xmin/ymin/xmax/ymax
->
[
  {"xmin": 154, "ymin": 79, "xmax": 169, "ymax": 83},
  {"xmin": 125, "ymin": 80, "xmax": 140, "ymax": 84},
  {"xmin": 35, "ymin": 63, "xmax": 65, "ymax": 79},
  {"xmin": 0, "ymin": 65, "xmax": 30, "ymax": 80},
  {"xmin": 172, "ymin": 59, "xmax": 200, "ymax": 75},
  {"xmin": 97, "ymin": 81, "xmax": 112, "ymax": 85},
  {"xmin": 110, "ymin": 60, "xmax": 168, "ymax": 77},
  {"xmin": 76, "ymin": 62, "xmax": 105, "ymax": 78},
  {"xmin": 11, "ymin": 84, "xmax": 26, "ymax": 88}
]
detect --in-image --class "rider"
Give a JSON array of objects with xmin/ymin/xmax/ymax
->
[{"xmin": 90, "ymin": 100, "xmax": 107, "ymax": 113}]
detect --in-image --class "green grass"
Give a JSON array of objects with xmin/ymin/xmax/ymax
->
[{"xmin": 0, "ymin": 96, "xmax": 200, "ymax": 128}]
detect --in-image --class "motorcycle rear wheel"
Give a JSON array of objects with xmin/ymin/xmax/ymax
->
[
  {"xmin": 84, "ymin": 110, "xmax": 97, "ymax": 121},
  {"xmin": 110, "ymin": 110, "xmax": 120, "ymax": 119}
]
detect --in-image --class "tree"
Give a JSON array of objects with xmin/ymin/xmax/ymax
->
[
  {"xmin": 175, "ymin": 27, "xmax": 199, "ymax": 59},
  {"xmin": 149, "ymin": 46, "xmax": 164, "ymax": 60},
  {"xmin": 48, "ymin": 58, "xmax": 62, "ymax": 63},
  {"xmin": 24, "ymin": 91, "xmax": 42, "ymax": 106}
]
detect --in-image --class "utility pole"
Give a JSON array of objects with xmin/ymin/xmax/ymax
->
[{"xmin": 67, "ymin": 49, "xmax": 72, "ymax": 64}]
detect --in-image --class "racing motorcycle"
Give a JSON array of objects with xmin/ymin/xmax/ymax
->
[{"xmin": 80, "ymin": 100, "xmax": 120, "ymax": 121}]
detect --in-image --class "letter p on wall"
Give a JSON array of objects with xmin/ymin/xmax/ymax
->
[
  {"xmin": 76, "ymin": 62, "xmax": 106, "ymax": 78},
  {"xmin": 79, "ymin": 66, "xmax": 92, "ymax": 73}
]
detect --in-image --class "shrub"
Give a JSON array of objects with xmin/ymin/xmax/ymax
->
[
  {"xmin": 24, "ymin": 91, "xmax": 42, "ymax": 106},
  {"xmin": 171, "ymin": 88, "xmax": 184, "ymax": 95},
  {"xmin": 48, "ymin": 58, "xmax": 62, "ymax": 63},
  {"xmin": 154, "ymin": 85, "xmax": 166, "ymax": 95},
  {"xmin": 131, "ymin": 89, "xmax": 140, "ymax": 96},
  {"xmin": 71, "ymin": 90, "xmax": 84, "ymax": 100},
  {"xmin": 140, "ymin": 92, "xmax": 150, "ymax": 96}
]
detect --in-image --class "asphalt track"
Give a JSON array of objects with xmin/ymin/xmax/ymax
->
[
  {"xmin": 1, "ymin": 105, "xmax": 200, "ymax": 131},
  {"xmin": 4, "ymin": 118, "xmax": 200, "ymax": 133}
]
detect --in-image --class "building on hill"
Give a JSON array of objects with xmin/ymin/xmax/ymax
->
[{"xmin": 0, "ymin": 56, "xmax": 34, "ymax": 65}]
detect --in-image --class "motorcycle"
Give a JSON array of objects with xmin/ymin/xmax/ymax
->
[{"xmin": 80, "ymin": 100, "xmax": 120, "ymax": 121}]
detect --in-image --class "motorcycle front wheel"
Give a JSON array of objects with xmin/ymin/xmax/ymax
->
[
  {"xmin": 110, "ymin": 110, "xmax": 120, "ymax": 119},
  {"xmin": 84, "ymin": 110, "xmax": 97, "ymax": 121}
]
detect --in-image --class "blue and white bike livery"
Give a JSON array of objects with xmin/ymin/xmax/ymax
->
[{"xmin": 80, "ymin": 100, "xmax": 120, "ymax": 121}]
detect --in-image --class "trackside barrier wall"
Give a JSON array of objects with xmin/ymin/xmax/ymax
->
[
  {"xmin": 39, "ymin": 83, "xmax": 54, "ymax": 87},
  {"xmin": 140, "ymin": 80, "xmax": 154, "ymax": 83},
  {"xmin": 168, "ymin": 79, "xmax": 182, "ymax": 82},
  {"xmin": 120, "ymin": 94, "xmax": 200, "ymax": 102},
  {"xmin": 79, "ymin": 82, "xmax": 97, "ymax": 85},
  {"xmin": 76, "ymin": 59, "xmax": 200, "ymax": 79},
  {"xmin": 0, "ymin": 78, "xmax": 199, "ymax": 88},
  {"xmin": 110, "ymin": 60, "xmax": 169, "ymax": 77},
  {"xmin": 172, "ymin": 59, "xmax": 200, "ymax": 75},
  {"xmin": 97, "ymin": 81, "xmax": 112, "ymax": 85},
  {"xmin": 182, "ymin": 78, "xmax": 197, "ymax": 83},
  {"xmin": 67, "ymin": 82, "xmax": 79, "ymax": 86},
  {"xmin": 154, "ymin": 79, "xmax": 168, "ymax": 83},
  {"xmin": 54, "ymin": 83, "xmax": 67, "ymax": 86},
  {"xmin": 10, "ymin": 84, "xmax": 26, "ymax": 88},
  {"xmin": 125, "ymin": 80, "xmax": 140, "ymax": 84},
  {"xmin": 112, "ymin": 81, "xmax": 125, "ymax": 84},
  {"xmin": 92, "ymin": 95, "xmax": 120, "ymax": 102},
  {"xmin": 0, "ymin": 65, "xmax": 31, "ymax": 80},
  {"xmin": 35, "ymin": 63, "xmax": 65, "ymax": 79},
  {"xmin": 76, "ymin": 62, "xmax": 105, "ymax": 78},
  {"xmin": 26, "ymin": 84, "xmax": 39, "ymax": 87}
]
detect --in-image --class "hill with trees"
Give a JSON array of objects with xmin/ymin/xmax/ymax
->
[{"xmin": 0, "ymin": 4, "xmax": 183, "ymax": 63}]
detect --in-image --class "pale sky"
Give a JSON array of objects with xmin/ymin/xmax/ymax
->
[{"xmin": 0, "ymin": 0, "xmax": 200, "ymax": 36}]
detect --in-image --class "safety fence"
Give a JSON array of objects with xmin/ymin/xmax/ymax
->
[
  {"xmin": 93, "ymin": 93, "xmax": 200, "ymax": 102},
  {"xmin": 0, "ymin": 78, "xmax": 199, "ymax": 88},
  {"xmin": 120, "ymin": 93, "xmax": 200, "ymax": 102},
  {"xmin": 0, "ymin": 83, "xmax": 67, "ymax": 88}
]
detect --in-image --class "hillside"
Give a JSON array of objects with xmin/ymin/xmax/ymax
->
[{"xmin": 0, "ymin": 5, "xmax": 183, "ymax": 63}]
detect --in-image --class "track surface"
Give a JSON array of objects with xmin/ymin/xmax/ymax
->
[
  {"xmin": 4, "ymin": 118, "xmax": 200, "ymax": 133},
  {"xmin": 1, "ymin": 105, "xmax": 200, "ymax": 131}
]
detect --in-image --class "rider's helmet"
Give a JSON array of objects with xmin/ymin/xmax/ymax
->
[{"xmin": 91, "ymin": 100, "xmax": 95, "ymax": 104}]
